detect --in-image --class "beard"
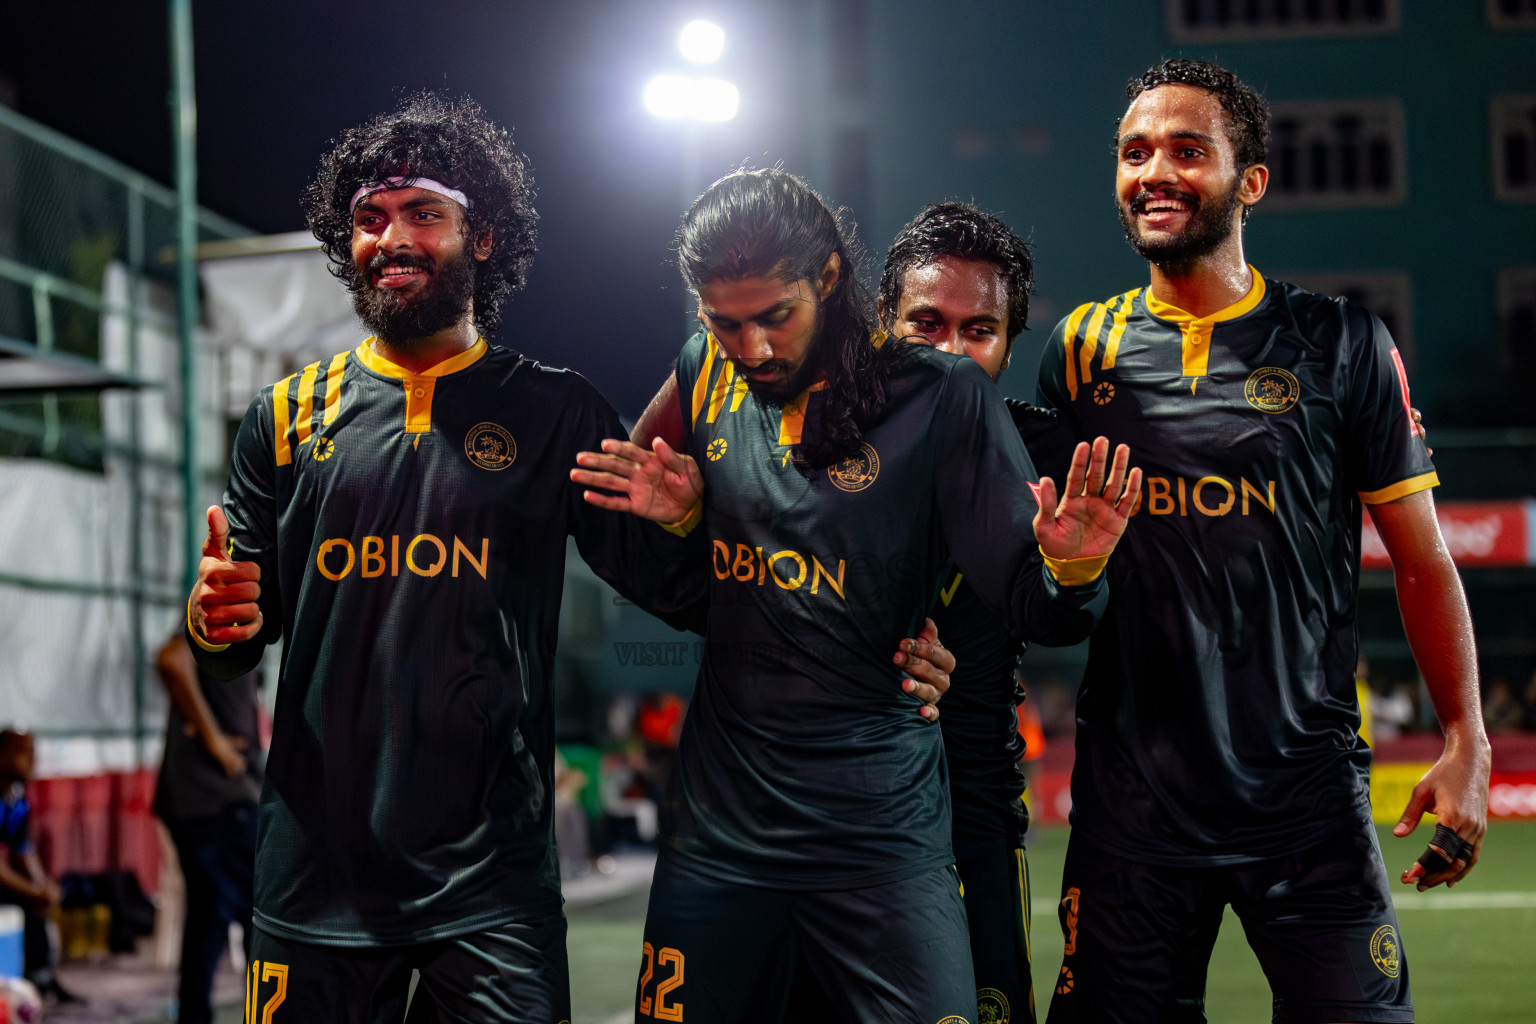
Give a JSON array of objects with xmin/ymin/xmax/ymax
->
[
  {"xmin": 735, "ymin": 308, "xmax": 827, "ymax": 408},
  {"xmin": 1117, "ymin": 174, "xmax": 1244, "ymax": 270},
  {"xmin": 351, "ymin": 242, "xmax": 478, "ymax": 348}
]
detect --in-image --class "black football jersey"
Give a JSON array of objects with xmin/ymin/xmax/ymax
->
[
  {"xmin": 663, "ymin": 331, "xmax": 1106, "ymax": 889},
  {"xmin": 193, "ymin": 339, "xmax": 706, "ymax": 944},
  {"xmin": 1039, "ymin": 271, "xmax": 1436, "ymax": 864}
]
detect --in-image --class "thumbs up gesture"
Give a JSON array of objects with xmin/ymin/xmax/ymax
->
[{"xmin": 189, "ymin": 506, "xmax": 263, "ymax": 645}]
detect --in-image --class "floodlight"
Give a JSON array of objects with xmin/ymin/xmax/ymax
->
[
  {"xmin": 644, "ymin": 74, "xmax": 739, "ymax": 122},
  {"xmin": 644, "ymin": 75, "xmax": 694, "ymax": 119},
  {"xmin": 690, "ymin": 78, "xmax": 739, "ymax": 121},
  {"xmin": 679, "ymin": 20, "xmax": 725, "ymax": 63}
]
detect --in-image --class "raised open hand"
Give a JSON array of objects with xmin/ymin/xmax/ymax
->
[
  {"xmin": 572, "ymin": 437, "xmax": 704, "ymax": 524},
  {"xmin": 1033, "ymin": 437, "xmax": 1141, "ymax": 562}
]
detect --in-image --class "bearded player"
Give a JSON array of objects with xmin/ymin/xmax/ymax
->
[
  {"xmin": 185, "ymin": 92, "xmax": 719, "ymax": 1023},
  {"xmin": 575, "ymin": 168, "xmax": 1140, "ymax": 1023},
  {"xmin": 636, "ymin": 200, "xmax": 1074, "ymax": 1024},
  {"xmin": 1040, "ymin": 60, "xmax": 1490, "ymax": 1024}
]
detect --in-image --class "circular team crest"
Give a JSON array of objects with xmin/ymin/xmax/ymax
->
[
  {"xmin": 1369, "ymin": 924, "xmax": 1401, "ymax": 978},
  {"xmin": 1093, "ymin": 382, "xmax": 1115, "ymax": 405},
  {"xmin": 707, "ymin": 438, "xmax": 728, "ymax": 461},
  {"xmin": 1244, "ymin": 367, "xmax": 1300, "ymax": 414},
  {"xmin": 311, "ymin": 436, "xmax": 335, "ymax": 461},
  {"xmin": 465, "ymin": 422, "xmax": 516, "ymax": 470},
  {"xmin": 976, "ymin": 987, "xmax": 1010, "ymax": 1024},
  {"xmin": 934, "ymin": 1018, "xmax": 971, "ymax": 1024},
  {"xmin": 827, "ymin": 442, "xmax": 880, "ymax": 492}
]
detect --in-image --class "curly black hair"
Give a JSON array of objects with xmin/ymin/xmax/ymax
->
[
  {"xmin": 1123, "ymin": 59, "xmax": 1270, "ymax": 170},
  {"xmin": 879, "ymin": 202, "xmax": 1035, "ymax": 344},
  {"xmin": 677, "ymin": 168, "xmax": 894, "ymax": 469},
  {"xmin": 301, "ymin": 91, "xmax": 537, "ymax": 333}
]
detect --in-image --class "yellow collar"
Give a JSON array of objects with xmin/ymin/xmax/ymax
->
[
  {"xmin": 354, "ymin": 337, "xmax": 488, "ymax": 378},
  {"xmin": 1144, "ymin": 266, "xmax": 1266, "ymax": 325}
]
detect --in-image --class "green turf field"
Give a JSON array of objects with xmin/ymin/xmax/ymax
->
[{"xmin": 565, "ymin": 821, "xmax": 1536, "ymax": 1024}]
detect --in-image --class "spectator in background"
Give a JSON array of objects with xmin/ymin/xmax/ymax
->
[
  {"xmin": 152, "ymin": 635, "xmax": 262, "ymax": 1024},
  {"xmin": 1370, "ymin": 677, "xmax": 1418, "ymax": 743},
  {"xmin": 1483, "ymin": 675, "xmax": 1522, "ymax": 734},
  {"xmin": 552, "ymin": 750, "xmax": 592, "ymax": 879},
  {"xmin": 1523, "ymin": 670, "xmax": 1536, "ymax": 731},
  {"xmin": 0, "ymin": 728, "xmax": 76, "ymax": 1003},
  {"xmin": 635, "ymin": 691, "xmax": 686, "ymax": 804}
]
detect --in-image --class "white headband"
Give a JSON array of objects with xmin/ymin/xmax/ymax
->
[{"xmin": 350, "ymin": 176, "xmax": 470, "ymax": 212}]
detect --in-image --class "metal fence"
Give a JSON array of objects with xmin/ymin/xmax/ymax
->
[{"xmin": 0, "ymin": 103, "xmax": 249, "ymax": 764}]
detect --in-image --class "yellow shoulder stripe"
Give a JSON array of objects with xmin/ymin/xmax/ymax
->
[
  {"xmin": 293, "ymin": 360, "xmax": 322, "ymax": 448},
  {"xmin": 1078, "ymin": 304, "xmax": 1109, "ymax": 389},
  {"xmin": 690, "ymin": 336, "xmax": 718, "ymax": 429},
  {"xmin": 322, "ymin": 351, "xmax": 348, "ymax": 426},
  {"xmin": 1103, "ymin": 289, "xmax": 1140, "ymax": 369},
  {"xmin": 272, "ymin": 373, "xmax": 297, "ymax": 467},
  {"xmin": 1061, "ymin": 302, "xmax": 1095, "ymax": 402}
]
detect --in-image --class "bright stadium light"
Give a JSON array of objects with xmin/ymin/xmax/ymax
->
[
  {"xmin": 678, "ymin": 20, "xmax": 725, "ymax": 63},
  {"xmin": 644, "ymin": 74, "xmax": 739, "ymax": 122},
  {"xmin": 644, "ymin": 74, "xmax": 695, "ymax": 119},
  {"xmin": 690, "ymin": 78, "xmax": 739, "ymax": 121}
]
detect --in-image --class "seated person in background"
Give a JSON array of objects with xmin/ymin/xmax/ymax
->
[{"xmin": 0, "ymin": 728, "xmax": 76, "ymax": 1004}]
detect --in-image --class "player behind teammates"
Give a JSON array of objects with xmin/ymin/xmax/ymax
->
[
  {"xmin": 776, "ymin": 201, "xmax": 1077, "ymax": 1024},
  {"xmin": 1039, "ymin": 59, "xmax": 1491, "ymax": 1024},
  {"xmin": 186, "ymin": 92, "xmax": 724, "ymax": 1023},
  {"xmin": 572, "ymin": 167, "xmax": 1141, "ymax": 1024},
  {"xmin": 877, "ymin": 202, "xmax": 1078, "ymax": 1024}
]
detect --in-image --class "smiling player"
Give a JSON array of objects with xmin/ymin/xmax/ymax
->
[
  {"xmin": 185, "ymin": 92, "xmax": 712, "ymax": 1023},
  {"xmin": 1040, "ymin": 60, "xmax": 1490, "ymax": 1024}
]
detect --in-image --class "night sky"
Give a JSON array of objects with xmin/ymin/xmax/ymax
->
[{"xmin": 2, "ymin": 1, "xmax": 821, "ymax": 416}]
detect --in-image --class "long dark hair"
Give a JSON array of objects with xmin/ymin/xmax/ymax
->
[
  {"xmin": 301, "ymin": 91, "xmax": 538, "ymax": 333},
  {"xmin": 676, "ymin": 168, "xmax": 893, "ymax": 468}
]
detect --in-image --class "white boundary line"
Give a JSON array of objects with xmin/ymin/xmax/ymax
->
[{"xmin": 1028, "ymin": 892, "xmax": 1536, "ymax": 916}]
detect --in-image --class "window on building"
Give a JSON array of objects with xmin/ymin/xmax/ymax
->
[
  {"xmin": 1263, "ymin": 101, "xmax": 1406, "ymax": 210},
  {"xmin": 1492, "ymin": 95, "xmax": 1536, "ymax": 201},
  {"xmin": 1167, "ymin": 0, "xmax": 1398, "ymax": 42},
  {"xmin": 1281, "ymin": 271, "xmax": 1414, "ymax": 366},
  {"xmin": 1488, "ymin": 0, "xmax": 1536, "ymax": 30},
  {"xmin": 1497, "ymin": 268, "xmax": 1536, "ymax": 408}
]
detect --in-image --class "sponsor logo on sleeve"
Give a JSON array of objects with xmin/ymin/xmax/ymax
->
[
  {"xmin": 706, "ymin": 438, "xmax": 728, "ymax": 461},
  {"xmin": 311, "ymin": 436, "xmax": 335, "ymax": 461}
]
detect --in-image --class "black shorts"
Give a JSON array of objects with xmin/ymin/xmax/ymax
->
[
  {"xmin": 957, "ymin": 841, "xmax": 1035, "ymax": 1024},
  {"xmin": 1044, "ymin": 813, "xmax": 1412, "ymax": 1024},
  {"xmin": 781, "ymin": 842, "xmax": 1034, "ymax": 1024},
  {"xmin": 639, "ymin": 856, "xmax": 974, "ymax": 1024},
  {"xmin": 246, "ymin": 914, "xmax": 570, "ymax": 1024}
]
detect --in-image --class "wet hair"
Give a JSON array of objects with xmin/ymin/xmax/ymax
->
[
  {"xmin": 677, "ymin": 168, "xmax": 892, "ymax": 468},
  {"xmin": 880, "ymin": 202, "xmax": 1034, "ymax": 343},
  {"xmin": 301, "ymin": 91, "xmax": 537, "ymax": 333},
  {"xmin": 1123, "ymin": 59, "xmax": 1270, "ymax": 170}
]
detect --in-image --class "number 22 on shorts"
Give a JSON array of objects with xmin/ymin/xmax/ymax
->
[{"xmin": 638, "ymin": 941, "xmax": 685, "ymax": 1021}]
